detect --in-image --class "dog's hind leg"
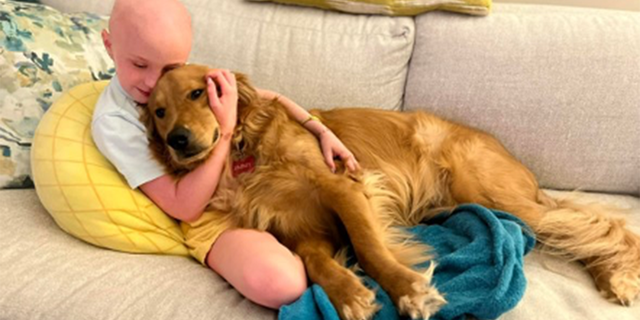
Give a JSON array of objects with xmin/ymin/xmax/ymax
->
[
  {"xmin": 318, "ymin": 177, "xmax": 446, "ymax": 319},
  {"xmin": 444, "ymin": 133, "xmax": 640, "ymax": 305},
  {"xmin": 295, "ymin": 237, "xmax": 379, "ymax": 320}
]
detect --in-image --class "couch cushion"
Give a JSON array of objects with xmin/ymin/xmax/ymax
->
[
  {"xmin": 42, "ymin": 0, "xmax": 415, "ymax": 111},
  {"xmin": 186, "ymin": 0, "xmax": 414, "ymax": 111},
  {"xmin": 40, "ymin": 0, "xmax": 113, "ymax": 15},
  {"xmin": 0, "ymin": 189, "xmax": 274, "ymax": 320},
  {"xmin": 504, "ymin": 190, "xmax": 640, "ymax": 320},
  {"xmin": 248, "ymin": 0, "xmax": 492, "ymax": 16},
  {"xmin": 0, "ymin": 0, "xmax": 114, "ymax": 189},
  {"xmin": 1, "ymin": 189, "xmax": 639, "ymax": 319},
  {"xmin": 404, "ymin": 4, "xmax": 640, "ymax": 195}
]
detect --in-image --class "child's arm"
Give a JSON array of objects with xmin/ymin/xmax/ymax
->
[
  {"xmin": 140, "ymin": 70, "xmax": 237, "ymax": 222},
  {"xmin": 257, "ymin": 89, "xmax": 360, "ymax": 173},
  {"xmin": 139, "ymin": 137, "xmax": 231, "ymax": 222}
]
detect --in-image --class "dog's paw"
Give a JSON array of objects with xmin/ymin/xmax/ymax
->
[
  {"xmin": 395, "ymin": 264, "xmax": 446, "ymax": 319},
  {"xmin": 594, "ymin": 232, "xmax": 640, "ymax": 306},
  {"xmin": 397, "ymin": 279, "xmax": 446, "ymax": 319},
  {"xmin": 338, "ymin": 285, "xmax": 380, "ymax": 320},
  {"xmin": 604, "ymin": 271, "xmax": 640, "ymax": 306}
]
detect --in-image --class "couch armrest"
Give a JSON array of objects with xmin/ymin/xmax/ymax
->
[{"xmin": 404, "ymin": 4, "xmax": 640, "ymax": 195}]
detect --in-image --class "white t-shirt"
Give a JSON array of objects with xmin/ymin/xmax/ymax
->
[{"xmin": 91, "ymin": 77, "xmax": 166, "ymax": 189}]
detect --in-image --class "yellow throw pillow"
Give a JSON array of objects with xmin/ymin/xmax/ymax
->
[
  {"xmin": 249, "ymin": 0, "xmax": 491, "ymax": 16},
  {"xmin": 31, "ymin": 81, "xmax": 189, "ymax": 256}
]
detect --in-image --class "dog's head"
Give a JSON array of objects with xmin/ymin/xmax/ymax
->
[{"xmin": 143, "ymin": 64, "xmax": 257, "ymax": 174}]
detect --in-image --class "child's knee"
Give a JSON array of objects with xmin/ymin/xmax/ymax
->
[{"xmin": 243, "ymin": 254, "xmax": 307, "ymax": 308}]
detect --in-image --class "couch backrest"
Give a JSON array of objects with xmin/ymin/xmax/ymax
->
[
  {"xmin": 39, "ymin": 0, "xmax": 640, "ymax": 195},
  {"xmin": 41, "ymin": 0, "xmax": 113, "ymax": 15},
  {"xmin": 404, "ymin": 4, "xmax": 640, "ymax": 195},
  {"xmin": 42, "ymin": 0, "xmax": 414, "ymax": 111}
]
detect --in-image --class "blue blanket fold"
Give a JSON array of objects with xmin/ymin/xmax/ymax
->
[{"xmin": 279, "ymin": 204, "xmax": 536, "ymax": 320}]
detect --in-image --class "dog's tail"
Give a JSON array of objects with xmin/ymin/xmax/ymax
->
[
  {"xmin": 535, "ymin": 192, "xmax": 635, "ymax": 265},
  {"xmin": 534, "ymin": 191, "xmax": 640, "ymax": 304}
]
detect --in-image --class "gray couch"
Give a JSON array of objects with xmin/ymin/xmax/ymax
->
[{"xmin": 1, "ymin": 0, "xmax": 639, "ymax": 319}]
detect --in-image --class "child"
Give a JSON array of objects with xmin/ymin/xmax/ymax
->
[{"xmin": 91, "ymin": 0, "xmax": 360, "ymax": 309}]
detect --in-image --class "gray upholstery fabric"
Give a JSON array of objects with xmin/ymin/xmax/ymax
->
[
  {"xmin": 405, "ymin": 4, "xmax": 640, "ymax": 195},
  {"xmin": 40, "ymin": 0, "xmax": 114, "ymax": 15},
  {"xmin": 502, "ymin": 190, "xmax": 640, "ymax": 320},
  {"xmin": 43, "ymin": 0, "xmax": 415, "ymax": 111},
  {"xmin": 0, "ymin": 190, "xmax": 275, "ymax": 320},
  {"xmin": 8, "ymin": 1, "xmax": 640, "ymax": 319},
  {"xmin": 186, "ymin": 0, "xmax": 414, "ymax": 111},
  {"xmin": 2, "ymin": 189, "xmax": 639, "ymax": 319}
]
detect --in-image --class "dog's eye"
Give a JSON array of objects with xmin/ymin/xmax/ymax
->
[
  {"xmin": 155, "ymin": 108, "xmax": 166, "ymax": 118},
  {"xmin": 189, "ymin": 89, "xmax": 204, "ymax": 101}
]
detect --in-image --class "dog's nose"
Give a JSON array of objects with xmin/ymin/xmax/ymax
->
[{"xmin": 167, "ymin": 126, "xmax": 192, "ymax": 151}]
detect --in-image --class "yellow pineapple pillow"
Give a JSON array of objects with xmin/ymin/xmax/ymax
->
[
  {"xmin": 249, "ymin": 0, "xmax": 492, "ymax": 16},
  {"xmin": 31, "ymin": 81, "xmax": 189, "ymax": 256}
]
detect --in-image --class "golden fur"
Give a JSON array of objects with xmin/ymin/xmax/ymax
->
[{"xmin": 142, "ymin": 64, "xmax": 640, "ymax": 319}]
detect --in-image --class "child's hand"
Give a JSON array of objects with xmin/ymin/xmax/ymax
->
[
  {"xmin": 319, "ymin": 129, "xmax": 360, "ymax": 173},
  {"xmin": 205, "ymin": 69, "xmax": 238, "ymax": 138}
]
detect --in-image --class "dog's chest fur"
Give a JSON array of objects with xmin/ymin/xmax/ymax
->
[{"xmin": 204, "ymin": 101, "xmax": 351, "ymax": 246}]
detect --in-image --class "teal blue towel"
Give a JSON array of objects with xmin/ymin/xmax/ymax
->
[{"xmin": 279, "ymin": 204, "xmax": 536, "ymax": 320}]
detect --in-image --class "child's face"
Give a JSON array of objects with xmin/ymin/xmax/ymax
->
[
  {"xmin": 103, "ymin": 29, "xmax": 190, "ymax": 104},
  {"xmin": 102, "ymin": 0, "xmax": 192, "ymax": 104}
]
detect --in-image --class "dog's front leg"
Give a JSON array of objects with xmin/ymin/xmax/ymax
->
[
  {"xmin": 319, "ymin": 181, "xmax": 446, "ymax": 319},
  {"xmin": 295, "ymin": 237, "xmax": 379, "ymax": 320}
]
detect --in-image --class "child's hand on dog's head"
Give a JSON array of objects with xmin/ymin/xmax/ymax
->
[{"xmin": 205, "ymin": 69, "xmax": 238, "ymax": 140}]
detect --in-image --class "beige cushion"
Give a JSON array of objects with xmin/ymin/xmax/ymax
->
[
  {"xmin": 404, "ymin": 4, "xmax": 640, "ymax": 195},
  {"xmin": 504, "ymin": 190, "xmax": 640, "ymax": 320},
  {"xmin": 0, "ymin": 189, "xmax": 272, "ymax": 320},
  {"xmin": 40, "ymin": 0, "xmax": 114, "ymax": 14},
  {"xmin": 2, "ymin": 189, "xmax": 639, "ymax": 319},
  {"xmin": 187, "ymin": 0, "xmax": 414, "ymax": 110},
  {"xmin": 43, "ymin": 0, "xmax": 414, "ymax": 111}
]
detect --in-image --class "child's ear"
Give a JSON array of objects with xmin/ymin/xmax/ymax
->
[{"xmin": 102, "ymin": 29, "xmax": 114, "ymax": 59}]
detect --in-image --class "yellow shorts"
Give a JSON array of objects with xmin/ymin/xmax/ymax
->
[{"xmin": 181, "ymin": 211, "xmax": 237, "ymax": 266}]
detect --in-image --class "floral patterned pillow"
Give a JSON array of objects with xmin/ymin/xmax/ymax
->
[{"xmin": 0, "ymin": 0, "xmax": 114, "ymax": 188}]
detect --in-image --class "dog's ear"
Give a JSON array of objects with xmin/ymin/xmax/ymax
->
[
  {"xmin": 137, "ymin": 103, "xmax": 174, "ymax": 174},
  {"xmin": 234, "ymin": 73, "xmax": 258, "ymax": 110},
  {"xmin": 138, "ymin": 103, "xmax": 162, "ymax": 151},
  {"xmin": 137, "ymin": 103, "xmax": 154, "ymax": 138}
]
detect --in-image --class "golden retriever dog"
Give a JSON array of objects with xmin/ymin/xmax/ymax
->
[{"xmin": 142, "ymin": 64, "xmax": 640, "ymax": 319}]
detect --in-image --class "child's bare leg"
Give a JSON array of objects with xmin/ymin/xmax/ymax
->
[{"xmin": 206, "ymin": 229, "xmax": 308, "ymax": 309}]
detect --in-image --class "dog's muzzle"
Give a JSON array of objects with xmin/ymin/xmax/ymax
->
[
  {"xmin": 166, "ymin": 126, "xmax": 204, "ymax": 159},
  {"xmin": 167, "ymin": 126, "xmax": 192, "ymax": 152}
]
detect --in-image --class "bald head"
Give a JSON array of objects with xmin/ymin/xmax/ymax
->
[
  {"xmin": 109, "ymin": 0, "xmax": 192, "ymax": 47},
  {"xmin": 103, "ymin": 0, "xmax": 193, "ymax": 103}
]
